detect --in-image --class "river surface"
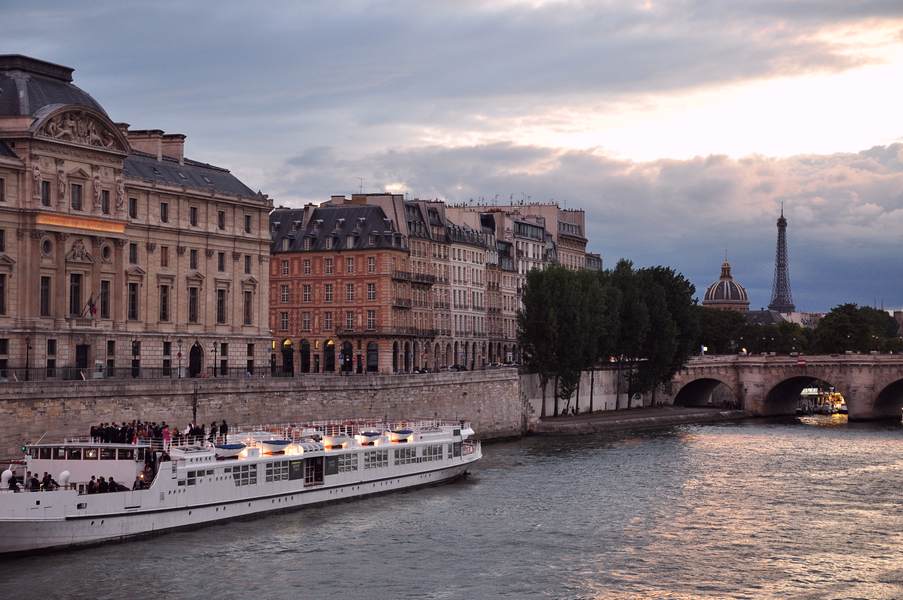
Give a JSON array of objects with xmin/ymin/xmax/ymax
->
[{"xmin": 4, "ymin": 417, "xmax": 902, "ymax": 599}]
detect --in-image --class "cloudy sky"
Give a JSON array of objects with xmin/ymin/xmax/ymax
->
[{"xmin": 5, "ymin": 1, "xmax": 903, "ymax": 311}]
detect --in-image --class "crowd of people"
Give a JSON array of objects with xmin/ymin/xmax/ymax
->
[
  {"xmin": 6, "ymin": 471, "xmax": 58, "ymax": 492},
  {"xmin": 88, "ymin": 419, "xmax": 230, "ymax": 449}
]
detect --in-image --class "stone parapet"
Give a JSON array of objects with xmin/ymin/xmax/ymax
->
[{"xmin": 0, "ymin": 368, "xmax": 524, "ymax": 457}]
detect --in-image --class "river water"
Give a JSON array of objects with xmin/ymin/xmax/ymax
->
[{"xmin": 5, "ymin": 417, "xmax": 902, "ymax": 599}]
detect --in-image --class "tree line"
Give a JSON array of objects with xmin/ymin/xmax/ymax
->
[
  {"xmin": 696, "ymin": 303, "xmax": 902, "ymax": 355},
  {"xmin": 517, "ymin": 262, "xmax": 903, "ymax": 418},
  {"xmin": 517, "ymin": 260, "xmax": 699, "ymax": 416}
]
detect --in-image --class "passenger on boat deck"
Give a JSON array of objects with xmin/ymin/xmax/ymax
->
[
  {"xmin": 97, "ymin": 477, "xmax": 109, "ymax": 493},
  {"xmin": 208, "ymin": 422, "xmax": 217, "ymax": 443},
  {"xmin": 41, "ymin": 472, "xmax": 58, "ymax": 491},
  {"xmin": 108, "ymin": 476, "xmax": 128, "ymax": 492},
  {"xmin": 133, "ymin": 474, "xmax": 145, "ymax": 490},
  {"xmin": 219, "ymin": 420, "xmax": 229, "ymax": 443},
  {"xmin": 7, "ymin": 474, "xmax": 19, "ymax": 492},
  {"xmin": 23, "ymin": 471, "xmax": 33, "ymax": 491},
  {"xmin": 29, "ymin": 474, "xmax": 40, "ymax": 491}
]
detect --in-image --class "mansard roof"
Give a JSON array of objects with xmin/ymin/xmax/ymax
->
[
  {"xmin": 0, "ymin": 55, "xmax": 106, "ymax": 118},
  {"xmin": 123, "ymin": 151, "xmax": 256, "ymax": 199},
  {"xmin": 270, "ymin": 204, "xmax": 407, "ymax": 253}
]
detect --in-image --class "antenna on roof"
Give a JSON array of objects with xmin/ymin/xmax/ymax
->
[{"xmin": 358, "ymin": 177, "xmax": 364, "ymax": 194}]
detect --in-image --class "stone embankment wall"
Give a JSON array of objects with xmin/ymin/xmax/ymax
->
[{"xmin": 0, "ymin": 369, "xmax": 524, "ymax": 457}]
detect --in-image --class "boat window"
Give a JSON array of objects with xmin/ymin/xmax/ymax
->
[
  {"xmin": 118, "ymin": 449, "xmax": 134, "ymax": 460},
  {"xmin": 136, "ymin": 448, "xmax": 145, "ymax": 461},
  {"xmin": 39, "ymin": 447, "xmax": 52, "ymax": 460},
  {"xmin": 422, "ymin": 444, "xmax": 442, "ymax": 462},
  {"xmin": 187, "ymin": 470, "xmax": 196, "ymax": 486},
  {"xmin": 206, "ymin": 469, "xmax": 214, "ymax": 475},
  {"xmin": 100, "ymin": 448, "xmax": 116, "ymax": 460},
  {"xmin": 27, "ymin": 448, "xmax": 37, "ymax": 458},
  {"xmin": 324, "ymin": 456, "xmax": 339, "ymax": 476},
  {"xmin": 67, "ymin": 448, "xmax": 82, "ymax": 460},
  {"xmin": 337, "ymin": 453, "xmax": 358, "ymax": 473},
  {"xmin": 447, "ymin": 443, "xmax": 453, "ymax": 459},
  {"xmin": 303, "ymin": 457, "xmax": 324, "ymax": 486},
  {"xmin": 84, "ymin": 448, "xmax": 98, "ymax": 460},
  {"xmin": 232, "ymin": 464, "xmax": 257, "ymax": 486},
  {"xmin": 288, "ymin": 460, "xmax": 303, "ymax": 480},
  {"xmin": 394, "ymin": 446, "xmax": 418, "ymax": 465},
  {"xmin": 265, "ymin": 461, "xmax": 289, "ymax": 482},
  {"xmin": 363, "ymin": 449, "xmax": 388, "ymax": 469},
  {"xmin": 55, "ymin": 447, "xmax": 66, "ymax": 460},
  {"xmin": 453, "ymin": 442, "xmax": 462, "ymax": 457}
]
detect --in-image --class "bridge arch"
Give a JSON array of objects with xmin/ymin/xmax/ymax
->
[
  {"xmin": 674, "ymin": 378, "xmax": 740, "ymax": 408},
  {"xmin": 874, "ymin": 378, "xmax": 903, "ymax": 419},
  {"xmin": 763, "ymin": 375, "xmax": 842, "ymax": 416}
]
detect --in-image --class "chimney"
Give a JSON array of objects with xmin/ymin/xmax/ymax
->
[
  {"xmin": 126, "ymin": 129, "xmax": 164, "ymax": 161},
  {"xmin": 329, "ymin": 195, "xmax": 347, "ymax": 205},
  {"xmin": 161, "ymin": 133, "xmax": 186, "ymax": 164}
]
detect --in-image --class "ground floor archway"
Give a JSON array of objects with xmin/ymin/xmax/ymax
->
[
  {"xmin": 323, "ymin": 340, "xmax": 336, "ymax": 373},
  {"xmin": 341, "ymin": 341, "xmax": 353, "ymax": 373},
  {"xmin": 367, "ymin": 342, "xmax": 379, "ymax": 373},
  {"xmin": 189, "ymin": 342, "xmax": 204, "ymax": 378}
]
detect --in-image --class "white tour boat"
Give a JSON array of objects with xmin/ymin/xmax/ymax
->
[{"xmin": 0, "ymin": 419, "xmax": 481, "ymax": 555}]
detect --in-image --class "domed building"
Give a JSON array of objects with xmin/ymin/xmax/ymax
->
[{"xmin": 702, "ymin": 260, "xmax": 749, "ymax": 312}]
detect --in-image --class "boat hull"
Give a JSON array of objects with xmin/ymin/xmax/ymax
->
[{"xmin": 0, "ymin": 463, "xmax": 471, "ymax": 556}]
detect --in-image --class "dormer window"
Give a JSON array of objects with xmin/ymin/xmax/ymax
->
[
  {"xmin": 281, "ymin": 238, "xmax": 289, "ymax": 251},
  {"xmin": 369, "ymin": 234, "xmax": 376, "ymax": 246},
  {"xmin": 325, "ymin": 237, "xmax": 333, "ymax": 250},
  {"xmin": 346, "ymin": 235, "xmax": 355, "ymax": 248},
  {"xmin": 303, "ymin": 237, "xmax": 311, "ymax": 251}
]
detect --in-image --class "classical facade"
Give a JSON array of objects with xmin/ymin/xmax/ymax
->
[
  {"xmin": 269, "ymin": 200, "xmax": 424, "ymax": 375},
  {"xmin": 0, "ymin": 55, "xmax": 272, "ymax": 380}
]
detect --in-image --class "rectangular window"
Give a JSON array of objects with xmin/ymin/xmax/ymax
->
[
  {"xmin": 281, "ymin": 260, "xmax": 289, "ymax": 275},
  {"xmin": 367, "ymin": 256, "xmax": 376, "ymax": 273},
  {"xmin": 0, "ymin": 229, "xmax": 5, "ymax": 252},
  {"xmin": 129, "ymin": 242, "xmax": 138, "ymax": 264},
  {"xmin": 346, "ymin": 257, "xmax": 354, "ymax": 273},
  {"xmin": 217, "ymin": 210, "xmax": 225, "ymax": 230},
  {"xmin": 303, "ymin": 237, "xmax": 311, "ymax": 251},
  {"xmin": 189, "ymin": 249, "xmax": 198, "ymax": 270},
  {"xmin": 163, "ymin": 341, "xmax": 172, "ymax": 357},
  {"xmin": 325, "ymin": 237, "xmax": 333, "ymax": 250},
  {"xmin": 280, "ymin": 284, "xmax": 290, "ymax": 304},
  {"xmin": 244, "ymin": 255, "xmax": 251, "ymax": 274},
  {"xmin": 302, "ymin": 284, "xmax": 311, "ymax": 303},
  {"xmin": 394, "ymin": 446, "xmax": 418, "ymax": 465},
  {"xmin": 128, "ymin": 197, "xmax": 138, "ymax": 218},
  {"xmin": 367, "ymin": 283, "xmax": 376, "ymax": 301},
  {"xmin": 303, "ymin": 259, "xmax": 311, "ymax": 275},
  {"xmin": 127, "ymin": 282, "xmax": 139, "ymax": 320},
  {"xmin": 216, "ymin": 289, "xmax": 226, "ymax": 324},
  {"xmin": 324, "ymin": 284, "xmax": 333, "ymax": 303},
  {"xmin": 345, "ymin": 311, "xmax": 354, "ymax": 330},
  {"xmin": 160, "ymin": 246, "xmax": 169, "ymax": 268},
  {"xmin": 99, "ymin": 190, "xmax": 110, "ymax": 215},
  {"xmin": 243, "ymin": 291, "xmax": 252, "ymax": 325},
  {"xmin": 0, "ymin": 338, "xmax": 6, "ymax": 354},
  {"xmin": 189, "ymin": 206, "xmax": 198, "ymax": 226},
  {"xmin": 40, "ymin": 276, "xmax": 51, "ymax": 317},
  {"xmin": 323, "ymin": 311, "xmax": 333, "ymax": 331},
  {"xmin": 48, "ymin": 339, "xmax": 57, "ymax": 356},
  {"xmin": 70, "ymin": 183, "xmax": 82, "ymax": 210},
  {"xmin": 367, "ymin": 309, "xmax": 376, "ymax": 330},
  {"xmin": 0, "ymin": 178, "xmax": 4, "ymax": 202},
  {"xmin": 324, "ymin": 258, "xmax": 334, "ymax": 274},
  {"xmin": 280, "ymin": 311, "xmax": 288, "ymax": 331},
  {"xmin": 159, "ymin": 285, "xmax": 170, "ymax": 321},
  {"xmin": 345, "ymin": 283, "xmax": 354, "ymax": 301},
  {"xmin": 188, "ymin": 287, "xmax": 199, "ymax": 323},
  {"xmin": 100, "ymin": 279, "xmax": 110, "ymax": 319},
  {"xmin": 69, "ymin": 273, "xmax": 82, "ymax": 316},
  {"xmin": 244, "ymin": 214, "xmax": 252, "ymax": 233},
  {"xmin": 364, "ymin": 449, "xmax": 388, "ymax": 469},
  {"xmin": 302, "ymin": 312, "xmax": 311, "ymax": 331},
  {"xmin": 41, "ymin": 180, "xmax": 51, "ymax": 207},
  {"xmin": 217, "ymin": 252, "xmax": 225, "ymax": 272},
  {"xmin": 160, "ymin": 201, "xmax": 168, "ymax": 222}
]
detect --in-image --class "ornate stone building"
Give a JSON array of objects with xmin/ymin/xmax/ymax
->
[{"xmin": 0, "ymin": 55, "xmax": 272, "ymax": 379}]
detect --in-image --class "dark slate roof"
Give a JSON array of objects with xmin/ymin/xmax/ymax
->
[
  {"xmin": 0, "ymin": 140, "xmax": 18, "ymax": 159},
  {"xmin": 745, "ymin": 310, "xmax": 787, "ymax": 326},
  {"xmin": 123, "ymin": 151, "xmax": 256, "ymax": 198},
  {"xmin": 0, "ymin": 55, "xmax": 106, "ymax": 117},
  {"xmin": 447, "ymin": 221, "xmax": 487, "ymax": 248},
  {"xmin": 404, "ymin": 201, "xmax": 430, "ymax": 239},
  {"xmin": 270, "ymin": 205, "xmax": 407, "ymax": 253}
]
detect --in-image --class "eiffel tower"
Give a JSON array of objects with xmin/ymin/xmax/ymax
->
[{"xmin": 768, "ymin": 203, "xmax": 795, "ymax": 313}]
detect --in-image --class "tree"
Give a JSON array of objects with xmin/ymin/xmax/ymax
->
[
  {"xmin": 517, "ymin": 268, "xmax": 559, "ymax": 417},
  {"xmin": 695, "ymin": 307, "xmax": 745, "ymax": 354},
  {"xmin": 814, "ymin": 303, "xmax": 903, "ymax": 353}
]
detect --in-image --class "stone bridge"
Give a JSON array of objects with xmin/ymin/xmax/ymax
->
[{"xmin": 664, "ymin": 354, "xmax": 903, "ymax": 420}]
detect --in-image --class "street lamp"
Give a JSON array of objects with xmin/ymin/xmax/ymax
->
[
  {"xmin": 212, "ymin": 341, "xmax": 218, "ymax": 377},
  {"xmin": 177, "ymin": 339, "xmax": 183, "ymax": 379},
  {"xmin": 24, "ymin": 336, "xmax": 31, "ymax": 381}
]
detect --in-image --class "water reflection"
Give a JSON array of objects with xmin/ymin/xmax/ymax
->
[{"xmin": 4, "ymin": 419, "xmax": 902, "ymax": 600}]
